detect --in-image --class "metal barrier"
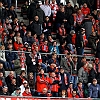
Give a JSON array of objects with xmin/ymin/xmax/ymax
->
[{"xmin": 0, "ymin": 96, "xmax": 96, "ymax": 100}]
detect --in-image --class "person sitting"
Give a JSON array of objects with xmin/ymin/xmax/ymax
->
[{"xmin": 22, "ymin": 86, "xmax": 32, "ymax": 96}]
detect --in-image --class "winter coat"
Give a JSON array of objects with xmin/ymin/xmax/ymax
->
[
  {"xmin": 89, "ymin": 84, "xmax": 100, "ymax": 98},
  {"xmin": 88, "ymin": 68, "xmax": 97, "ymax": 83},
  {"xmin": 11, "ymin": 90, "xmax": 21, "ymax": 96},
  {"xmin": 60, "ymin": 57, "xmax": 72, "ymax": 73},
  {"xmin": 22, "ymin": 91, "xmax": 32, "ymax": 96},
  {"xmin": 36, "ymin": 74, "xmax": 49, "ymax": 93},
  {"xmin": 5, "ymin": 50, "xmax": 18, "ymax": 62},
  {"xmin": 32, "ymin": 7, "xmax": 45, "ymax": 24},
  {"xmin": 30, "ymin": 21, "xmax": 42, "ymax": 36},
  {"xmin": 96, "ymin": 41, "xmax": 100, "ymax": 58},
  {"xmin": 78, "ymin": 67, "xmax": 88, "ymax": 83}
]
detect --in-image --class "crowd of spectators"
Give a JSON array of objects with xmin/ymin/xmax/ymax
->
[{"xmin": 0, "ymin": 0, "xmax": 100, "ymax": 98}]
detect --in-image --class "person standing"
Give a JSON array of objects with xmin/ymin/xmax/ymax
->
[{"xmin": 0, "ymin": 1, "xmax": 7, "ymax": 24}]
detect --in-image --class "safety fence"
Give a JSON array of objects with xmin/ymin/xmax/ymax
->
[{"xmin": 0, "ymin": 96, "xmax": 98, "ymax": 100}]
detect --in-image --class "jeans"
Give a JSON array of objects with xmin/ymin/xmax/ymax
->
[
  {"xmin": 41, "ymin": 63, "xmax": 47, "ymax": 72},
  {"xmin": 76, "ymin": 47, "xmax": 84, "ymax": 55},
  {"xmin": 0, "ymin": 60, "xmax": 10, "ymax": 69},
  {"xmin": 70, "ymin": 75, "xmax": 78, "ymax": 89},
  {"xmin": 67, "ymin": 44, "xmax": 74, "ymax": 53},
  {"xmin": 4, "ymin": 0, "xmax": 11, "ymax": 8}
]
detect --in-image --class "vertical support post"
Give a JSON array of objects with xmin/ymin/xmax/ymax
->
[
  {"xmin": 29, "ymin": 0, "xmax": 31, "ymax": 5},
  {"xmin": 15, "ymin": 0, "xmax": 17, "ymax": 12}
]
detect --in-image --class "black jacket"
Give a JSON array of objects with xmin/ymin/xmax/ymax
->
[
  {"xmin": 30, "ymin": 21, "xmax": 41, "ymax": 35},
  {"xmin": 32, "ymin": 7, "xmax": 45, "ymax": 24},
  {"xmin": 75, "ymin": 32, "xmax": 84, "ymax": 48}
]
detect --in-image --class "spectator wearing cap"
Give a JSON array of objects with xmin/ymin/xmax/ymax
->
[
  {"xmin": 81, "ymin": 3, "xmax": 90, "ymax": 17},
  {"xmin": 20, "ymin": 80, "xmax": 30, "ymax": 96},
  {"xmin": 88, "ymin": 64, "xmax": 97, "ymax": 84},
  {"xmin": 88, "ymin": 79, "xmax": 100, "ymax": 98},
  {"xmin": 40, "ymin": 0, "xmax": 51, "ymax": 17},
  {"xmin": 36, "ymin": 68, "xmax": 49, "ymax": 96},
  {"xmin": 0, "ymin": 86, "xmax": 10, "ymax": 95},
  {"xmin": 23, "ymin": 31, "xmax": 34, "ymax": 45},
  {"xmin": 11, "ymin": 87, "xmax": 21, "ymax": 96},
  {"xmin": 22, "ymin": 86, "xmax": 32, "ymax": 96}
]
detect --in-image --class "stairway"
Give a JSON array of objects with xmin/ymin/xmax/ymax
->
[{"xmin": 84, "ymin": 47, "xmax": 95, "ymax": 61}]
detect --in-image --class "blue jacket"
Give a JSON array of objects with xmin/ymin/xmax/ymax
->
[
  {"xmin": 49, "ymin": 46, "xmax": 60, "ymax": 54},
  {"xmin": 89, "ymin": 83, "xmax": 100, "ymax": 98},
  {"xmin": 5, "ymin": 51, "xmax": 18, "ymax": 62}
]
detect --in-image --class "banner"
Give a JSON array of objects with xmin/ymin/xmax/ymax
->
[{"xmin": 97, "ymin": 0, "xmax": 100, "ymax": 10}]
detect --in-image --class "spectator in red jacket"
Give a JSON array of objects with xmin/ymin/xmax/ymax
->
[
  {"xmin": 14, "ymin": 37, "xmax": 23, "ymax": 51},
  {"xmin": 22, "ymin": 86, "xmax": 32, "ymax": 96},
  {"xmin": 41, "ymin": 40, "xmax": 49, "ymax": 53},
  {"xmin": 36, "ymin": 68, "xmax": 49, "ymax": 96},
  {"xmin": 49, "ymin": 72, "xmax": 59, "ymax": 97},
  {"xmin": 81, "ymin": 3, "xmax": 90, "ymax": 16}
]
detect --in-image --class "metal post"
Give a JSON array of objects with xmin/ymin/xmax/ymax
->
[
  {"xmin": 29, "ymin": 0, "xmax": 31, "ymax": 5},
  {"xmin": 15, "ymin": 0, "xmax": 17, "ymax": 12}
]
